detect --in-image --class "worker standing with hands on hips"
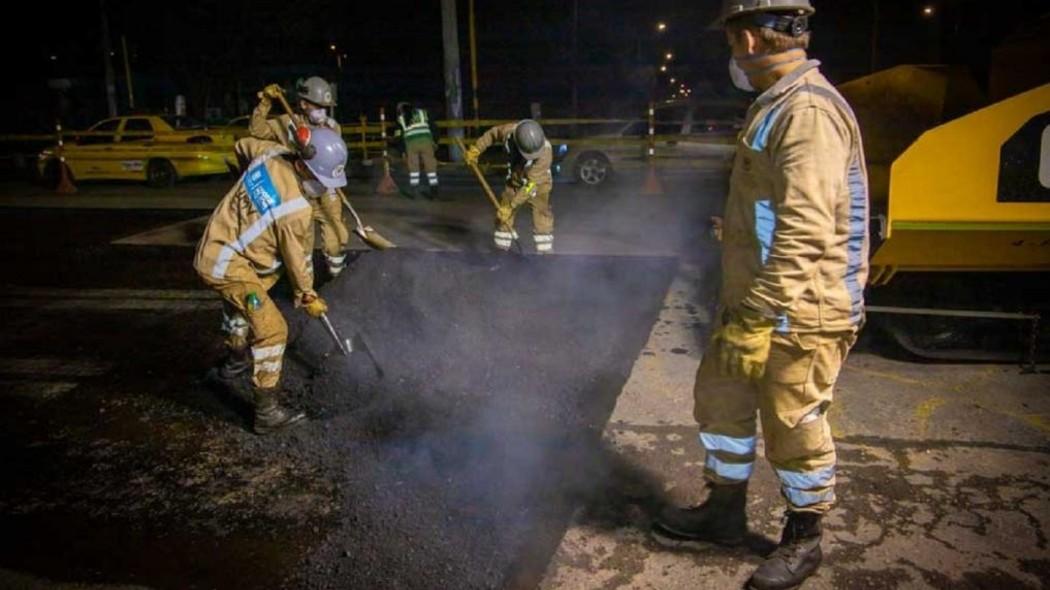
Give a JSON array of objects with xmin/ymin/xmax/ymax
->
[
  {"xmin": 250, "ymin": 76, "xmax": 352, "ymax": 279},
  {"xmin": 394, "ymin": 101, "xmax": 440, "ymax": 199},
  {"xmin": 464, "ymin": 119, "xmax": 554, "ymax": 254},
  {"xmin": 652, "ymin": 2, "xmax": 869, "ymax": 589},
  {"xmin": 194, "ymin": 129, "xmax": 348, "ymax": 435}
]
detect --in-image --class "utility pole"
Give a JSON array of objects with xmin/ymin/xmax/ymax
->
[
  {"xmin": 469, "ymin": 0, "xmax": 480, "ymax": 128},
  {"xmin": 121, "ymin": 35, "xmax": 135, "ymax": 110},
  {"xmin": 100, "ymin": 0, "xmax": 118, "ymax": 117},
  {"xmin": 441, "ymin": 0, "xmax": 465, "ymax": 161},
  {"xmin": 870, "ymin": 0, "xmax": 879, "ymax": 73},
  {"xmin": 572, "ymin": 0, "xmax": 579, "ymax": 134}
]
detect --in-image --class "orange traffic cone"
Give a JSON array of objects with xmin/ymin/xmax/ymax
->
[
  {"xmin": 376, "ymin": 158, "xmax": 398, "ymax": 195},
  {"xmin": 55, "ymin": 157, "xmax": 77, "ymax": 194},
  {"xmin": 642, "ymin": 161, "xmax": 663, "ymax": 196},
  {"xmin": 53, "ymin": 122, "xmax": 76, "ymax": 194}
]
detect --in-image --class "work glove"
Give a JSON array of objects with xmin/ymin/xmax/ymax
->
[
  {"xmin": 263, "ymin": 83, "xmax": 285, "ymax": 100},
  {"xmin": 464, "ymin": 146, "xmax": 481, "ymax": 167},
  {"xmin": 496, "ymin": 204, "xmax": 513, "ymax": 226},
  {"xmin": 712, "ymin": 306, "xmax": 776, "ymax": 381},
  {"xmin": 302, "ymin": 294, "xmax": 328, "ymax": 319}
]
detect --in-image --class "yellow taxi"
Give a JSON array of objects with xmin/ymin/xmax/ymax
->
[{"xmin": 37, "ymin": 116, "xmax": 237, "ymax": 188}]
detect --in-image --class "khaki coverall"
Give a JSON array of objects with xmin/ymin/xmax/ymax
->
[
  {"xmin": 696, "ymin": 61, "xmax": 869, "ymax": 514},
  {"xmin": 396, "ymin": 109, "xmax": 439, "ymax": 192},
  {"xmin": 194, "ymin": 138, "xmax": 317, "ymax": 390},
  {"xmin": 473, "ymin": 123, "xmax": 554, "ymax": 253},
  {"xmin": 249, "ymin": 99, "xmax": 350, "ymax": 275}
]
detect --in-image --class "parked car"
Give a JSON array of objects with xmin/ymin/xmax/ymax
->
[
  {"xmin": 37, "ymin": 116, "xmax": 236, "ymax": 188},
  {"xmin": 559, "ymin": 99, "xmax": 746, "ymax": 188}
]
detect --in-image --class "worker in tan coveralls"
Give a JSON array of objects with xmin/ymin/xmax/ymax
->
[
  {"xmin": 653, "ymin": 2, "xmax": 869, "ymax": 589},
  {"xmin": 250, "ymin": 77, "xmax": 352, "ymax": 278},
  {"xmin": 464, "ymin": 120, "xmax": 554, "ymax": 254},
  {"xmin": 195, "ymin": 128, "xmax": 349, "ymax": 435}
]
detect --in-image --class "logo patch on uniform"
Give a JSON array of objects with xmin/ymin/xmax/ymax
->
[
  {"xmin": 244, "ymin": 164, "xmax": 282, "ymax": 215},
  {"xmin": 332, "ymin": 163, "xmax": 346, "ymax": 179}
]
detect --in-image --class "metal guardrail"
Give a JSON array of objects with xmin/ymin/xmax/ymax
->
[{"xmin": 0, "ymin": 112, "xmax": 736, "ymax": 165}]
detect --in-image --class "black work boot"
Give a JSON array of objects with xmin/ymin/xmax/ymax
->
[
  {"xmin": 252, "ymin": 387, "xmax": 306, "ymax": 435},
  {"xmin": 210, "ymin": 348, "xmax": 251, "ymax": 387},
  {"xmin": 652, "ymin": 482, "xmax": 748, "ymax": 546},
  {"xmin": 748, "ymin": 511, "xmax": 824, "ymax": 590}
]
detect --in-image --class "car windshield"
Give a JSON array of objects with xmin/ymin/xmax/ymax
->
[{"xmin": 161, "ymin": 115, "xmax": 206, "ymax": 129}]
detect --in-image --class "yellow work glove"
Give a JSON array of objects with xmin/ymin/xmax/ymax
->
[
  {"xmin": 263, "ymin": 83, "xmax": 285, "ymax": 100},
  {"xmin": 302, "ymin": 294, "xmax": 328, "ymax": 319},
  {"xmin": 496, "ymin": 204, "xmax": 513, "ymax": 226},
  {"xmin": 464, "ymin": 146, "xmax": 481, "ymax": 167},
  {"xmin": 712, "ymin": 307, "xmax": 776, "ymax": 381}
]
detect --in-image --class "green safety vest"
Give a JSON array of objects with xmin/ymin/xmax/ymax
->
[{"xmin": 398, "ymin": 109, "xmax": 433, "ymax": 143}]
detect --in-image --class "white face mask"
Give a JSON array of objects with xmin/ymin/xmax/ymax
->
[
  {"xmin": 307, "ymin": 108, "xmax": 327, "ymax": 125},
  {"xmin": 729, "ymin": 57, "xmax": 755, "ymax": 93},
  {"xmin": 302, "ymin": 178, "xmax": 326, "ymax": 197}
]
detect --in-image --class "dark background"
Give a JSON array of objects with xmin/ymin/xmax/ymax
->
[{"xmin": 3, "ymin": 0, "xmax": 1048, "ymax": 130}]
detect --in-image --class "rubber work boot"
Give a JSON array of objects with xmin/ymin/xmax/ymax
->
[
  {"xmin": 252, "ymin": 387, "xmax": 306, "ymax": 435},
  {"xmin": 748, "ymin": 511, "xmax": 824, "ymax": 590},
  {"xmin": 216, "ymin": 348, "xmax": 251, "ymax": 383},
  {"xmin": 652, "ymin": 482, "xmax": 748, "ymax": 546}
]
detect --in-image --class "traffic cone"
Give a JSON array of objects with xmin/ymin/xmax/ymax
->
[
  {"xmin": 53, "ymin": 122, "xmax": 76, "ymax": 194},
  {"xmin": 642, "ymin": 161, "xmax": 663, "ymax": 196},
  {"xmin": 376, "ymin": 158, "xmax": 398, "ymax": 195},
  {"xmin": 55, "ymin": 157, "xmax": 76, "ymax": 194}
]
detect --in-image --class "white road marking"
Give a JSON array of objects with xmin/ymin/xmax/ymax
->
[
  {"xmin": 0, "ymin": 287, "xmax": 221, "ymax": 312},
  {"xmin": 0, "ymin": 380, "xmax": 79, "ymax": 400},
  {"xmin": 0, "ymin": 358, "xmax": 112, "ymax": 377}
]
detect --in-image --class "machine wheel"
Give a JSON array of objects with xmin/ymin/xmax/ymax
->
[{"xmin": 146, "ymin": 159, "xmax": 177, "ymax": 188}]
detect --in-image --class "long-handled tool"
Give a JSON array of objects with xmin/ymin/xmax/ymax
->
[
  {"xmin": 317, "ymin": 311, "xmax": 385, "ymax": 378},
  {"xmin": 453, "ymin": 136, "xmax": 523, "ymax": 253},
  {"xmin": 319, "ymin": 312, "xmax": 351, "ymax": 357},
  {"xmin": 269, "ymin": 87, "xmax": 397, "ymax": 251},
  {"xmin": 337, "ymin": 189, "xmax": 397, "ymax": 250}
]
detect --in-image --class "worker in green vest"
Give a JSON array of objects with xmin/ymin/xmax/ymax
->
[{"xmin": 394, "ymin": 102, "xmax": 439, "ymax": 199}]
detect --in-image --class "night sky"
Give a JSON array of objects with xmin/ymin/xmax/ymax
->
[{"xmin": 3, "ymin": 0, "xmax": 1048, "ymax": 130}]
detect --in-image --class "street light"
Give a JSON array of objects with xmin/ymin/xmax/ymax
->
[
  {"xmin": 660, "ymin": 65, "xmax": 667, "ymax": 72},
  {"xmin": 922, "ymin": 5, "xmax": 934, "ymax": 17},
  {"xmin": 670, "ymin": 77, "xmax": 676, "ymax": 83},
  {"xmin": 665, "ymin": 52, "xmax": 674, "ymax": 61},
  {"xmin": 656, "ymin": 22, "xmax": 667, "ymax": 32}
]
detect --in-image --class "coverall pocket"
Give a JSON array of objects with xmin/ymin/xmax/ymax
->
[{"xmin": 765, "ymin": 333, "xmax": 819, "ymax": 385}]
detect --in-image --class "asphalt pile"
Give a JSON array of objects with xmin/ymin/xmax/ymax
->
[{"xmin": 244, "ymin": 249, "xmax": 676, "ymax": 589}]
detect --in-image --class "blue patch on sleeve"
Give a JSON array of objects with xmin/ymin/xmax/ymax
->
[
  {"xmin": 244, "ymin": 164, "xmax": 282, "ymax": 215},
  {"xmin": 754, "ymin": 198, "xmax": 791, "ymax": 333}
]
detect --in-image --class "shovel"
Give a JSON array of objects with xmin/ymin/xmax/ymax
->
[{"xmin": 270, "ymin": 87, "xmax": 397, "ymax": 251}]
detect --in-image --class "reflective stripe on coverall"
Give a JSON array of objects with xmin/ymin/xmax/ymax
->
[
  {"xmin": 695, "ymin": 60, "xmax": 869, "ymax": 514},
  {"xmin": 194, "ymin": 138, "xmax": 316, "ymax": 389},
  {"xmin": 474, "ymin": 123, "xmax": 554, "ymax": 252}
]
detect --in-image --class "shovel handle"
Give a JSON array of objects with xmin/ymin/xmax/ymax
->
[{"xmin": 453, "ymin": 137, "xmax": 502, "ymax": 212}]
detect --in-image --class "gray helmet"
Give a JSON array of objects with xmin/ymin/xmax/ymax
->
[
  {"xmin": 297, "ymin": 76, "xmax": 335, "ymax": 107},
  {"xmin": 301, "ymin": 127, "xmax": 348, "ymax": 188},
  {"xmin": 719, "ymin": 0, "xmax": 814, "ymax": 24},
  {"xmin": 512, "ymin": 119, "xmax": 546, "ymax": 160}
]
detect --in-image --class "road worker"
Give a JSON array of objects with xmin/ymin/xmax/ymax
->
[
  {"xmin": 464, "ymin": 119, "xmax": 554, "ymax": 254},
  {"xmin": 394, "ymin": 102, "xmax": 440, "ymax": 199},
  {"xmin": 250, "ymin": 77, "xmax": 351, "ymax": 278},
  {"xmin": 194, "ymin": 128, "xmax": 349, "ymax": 434},
  {"xmin": 652, "ymin": 2, "xmax": 870, "ymax": 589}
]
